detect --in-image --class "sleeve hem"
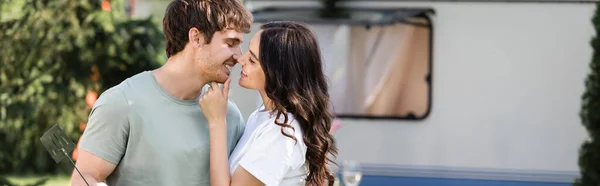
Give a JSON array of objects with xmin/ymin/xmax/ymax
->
[
  {"xmin": 239, "ymin": 159, "xmax": 279, "ymax": 186},
  {"xmin": 79, "ymin": 144, "xmax": 121, "ymax": 165}
]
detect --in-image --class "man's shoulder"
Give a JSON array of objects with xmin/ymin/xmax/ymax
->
[
  {"xmin": 112, "ymin": 71, "xmax": 153, "ymax": 94},
  {"xmin": 226, "ymin": 100, "xmax": 241, "ymax": 111},
  {"xmin": 94, "ymin": 71, "xmax": 151, "ymax": 109},
  {"xmin": 226, "ymin": 100, "xmax": 243, "ymax": 119},
  {"xmin": 94, "ymin": 86, "xmax": 128, "ymax": 108}
]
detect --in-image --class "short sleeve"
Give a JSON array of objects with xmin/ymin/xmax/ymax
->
[
  {"xmin": 238, "ymin": 122, "xmax": 298, "ymax": 186},
  {"xmin": 79, "ymin": 87, "xmax": 130, "ymax": 165}
]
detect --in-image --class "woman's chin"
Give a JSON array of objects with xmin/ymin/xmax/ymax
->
[
  {"xmin": 238, "ymin": 79, "xmax": 250, "ymax": 89},
  {"xmin": 239, "ymin": 80, "xmax": 259, "ymax": 90}
]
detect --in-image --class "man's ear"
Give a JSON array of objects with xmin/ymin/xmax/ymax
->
[{"xmin": 188, "ymin": 27, "xmax": 205, "ymax": 48}]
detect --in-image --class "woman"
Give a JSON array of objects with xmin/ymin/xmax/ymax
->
[{"xmin": 198, "ymin": 21, "xmax": 338, "ymax": 186}]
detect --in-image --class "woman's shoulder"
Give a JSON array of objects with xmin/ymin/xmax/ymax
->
[
  {"xmin": 255, "ymin": 111, "xmax": 307, "ymax": 166},
  {"xmin": 259, "ymin": 111, "xmax": 303, "ymax": 135}
]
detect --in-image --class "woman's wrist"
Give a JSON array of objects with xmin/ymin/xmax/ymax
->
[{"xmin": 208, "ymin": 118, "xmax": 227, "ymax": 131}]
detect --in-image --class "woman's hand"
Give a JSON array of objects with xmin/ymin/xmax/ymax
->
[{"xmin": 199, "ymin": 79, "xmax": 230, "ymax": 127}]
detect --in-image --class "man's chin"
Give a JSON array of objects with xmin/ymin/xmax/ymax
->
[{"xmin": 213, "ymin": 76, "xmax": 229, "ymax": 84}]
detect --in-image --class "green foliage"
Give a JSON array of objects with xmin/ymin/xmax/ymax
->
[
  {"xmin": 319, "ymin": 0, "xmax": 349, "ymax": 19},
  {"xmin": 574, "ymin": 2, "xmax": 600, "ymax": 186},
  {"xmin": 0, "ymin": 0, "xmax": 165, "ymax": 174},
  {"xmin": 0, "ymin": 176, "xmax": 17, "ymax": 186}
]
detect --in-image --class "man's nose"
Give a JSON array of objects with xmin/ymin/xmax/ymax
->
[
  {"xmin": 233, "ymin": 53, "xmax": 243, "ymax": 63},
  {"xmin": 236, "ymin": 57, "xmax": 245, "ymax": 65},
  {"xmin": 234, "ymin": 46, "xmax": 242, "ymax": 56}
]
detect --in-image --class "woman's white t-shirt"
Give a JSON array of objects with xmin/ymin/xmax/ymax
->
[{"xmin": 228, "ymin": 106, "xmax": 308, "ymax": 186}]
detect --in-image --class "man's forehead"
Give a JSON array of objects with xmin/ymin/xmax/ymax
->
[{"xmin": 219, "ymin": 29, "xmax": 243, "ymax": 40}]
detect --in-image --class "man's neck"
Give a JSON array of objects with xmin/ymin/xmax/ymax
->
[{"xmin": 153, "ymin": 55, "xmax": 207, "ymax": 101}]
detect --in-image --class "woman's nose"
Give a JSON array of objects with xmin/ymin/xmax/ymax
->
[{"xmin": 237, "ymin": 55, "xmax": 247, "ymax": 65}]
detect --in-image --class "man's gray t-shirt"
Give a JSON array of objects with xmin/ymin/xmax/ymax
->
[{"xmin": 79, "ymin": 71, "xmax": 245, "ymax": 186}]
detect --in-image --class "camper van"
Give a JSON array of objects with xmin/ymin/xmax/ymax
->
[
  {"xmin": 123, "ymin": 0, "xmax": 594, "ymax": 185},
  {"xmin": 225, "ymin": 0, "xmax": 593, "ymax": 185}
]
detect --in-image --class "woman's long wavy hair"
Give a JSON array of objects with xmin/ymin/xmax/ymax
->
[{"xmin": 259, "ymin": 21, "xmax": 338, "ymax": 186}]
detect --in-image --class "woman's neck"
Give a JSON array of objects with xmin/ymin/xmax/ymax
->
[{"xmin": 258, "ymin": 90, "xmax": 274, "ymax": 111}]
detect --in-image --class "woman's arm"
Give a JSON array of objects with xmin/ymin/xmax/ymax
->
[
  {"xmin": 208, "ymin": 119, "xmax": 231, "ymax": 186},
  {"xmin": 199, "ymin": 80, "xmax": 233, "ymax": 186},
  {"xmin": 230, "ymin": 166, "xmax": 264, "ymax": 186}
]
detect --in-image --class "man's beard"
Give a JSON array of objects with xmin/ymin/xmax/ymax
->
[{"xmin": 204, "ymin": 65, "xmax": 226, "ymax": 83}]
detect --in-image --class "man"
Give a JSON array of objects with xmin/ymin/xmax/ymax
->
[{"xmin": 70, "ymin": 0, "xmax": 253, "ymax": 185}]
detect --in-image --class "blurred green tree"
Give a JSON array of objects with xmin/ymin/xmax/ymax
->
[
  {"xmin": 0, "ymin": 0, "xmax": 165, "ymax": 174},
  {"xmin": 574, "ymin": 1, "xmax": 600, "ymax": 186}
]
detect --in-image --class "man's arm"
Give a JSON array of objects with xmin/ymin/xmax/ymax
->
[
  {"xmin": 70, "ymin": 149, "xmax": 117, "ymax": 186},
  {"xmin": 71, "ymin": 88, "xmax": 131, "ymax": 186}
]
